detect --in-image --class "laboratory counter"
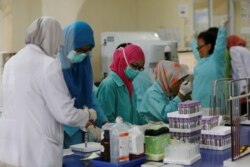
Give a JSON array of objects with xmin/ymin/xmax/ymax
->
[
  {"xmin": 63, "ymin": 148, "xmax": 231, "ymax": 167},
  {"xmin": 63, "ymin": 125, "xmax": 250, "ymax": 167}
]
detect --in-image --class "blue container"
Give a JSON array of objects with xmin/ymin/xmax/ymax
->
[{"xmin": 91, "ymin": 156, "xmax": 146, "ymax": 167}]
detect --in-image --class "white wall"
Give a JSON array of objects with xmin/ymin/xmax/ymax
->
[
  {"xmin": 1, "ymin": 0, "xmax": 193, "ymax": 81},
  {"xmin": 137, "ymin": 0, "xmax": 193, "ymax": 51}
]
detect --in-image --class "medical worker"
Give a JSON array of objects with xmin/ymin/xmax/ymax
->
[
  {"xmin": 58, "ymin": 21, "xmax": 107, "ymax": 148},
  {"xmin": 116, "ymin": 43, "xmax": 154, "ymax": 111},
  {"xmin": 227, "ymin": 35, "xmax": 249, "ymax": 93},
  {"xmin": 139, "ymin": 60, "xmax": 191, "ymax": 123},
  {"xmin": 191, "ymin": 18, "xmax": 228, "ymax": 107},
  {"xmin": 0, "ymin": 16, "xmax": 96, "ymax": 167},
  {"xmin": 97, "ymin": 44, "xmax": 145, "ymax": 124}
]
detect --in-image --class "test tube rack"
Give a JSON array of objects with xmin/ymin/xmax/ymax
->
[
  {"xmin": 165, "ymin": 100, "xmax": 202, "ymax": 165},
  {"xmin": 200, "ymin": 126, "xmax": 231, "ymax": 150},
  {"xmin": 168, "ymin": 111, "xmax": 202, "ymax": 143}
]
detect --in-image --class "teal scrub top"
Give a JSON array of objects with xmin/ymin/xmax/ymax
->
[
  {"xmin": 139, "ymin": 81, "xmax": 182, "ymax": 123},
  {"xmin": 96, "ymin": 71, "xmax": 143, "ymax": 125},
  {"xmin": 192, "ymin": 27, "xmax": 227, "ymax": 107},
  {"xmin": 132, "ymin": 70, "xmax": 153, "ymax": 111},
  {"xmin": 92, "ymin": 92, "xmax": 108, "ymax": 127}
]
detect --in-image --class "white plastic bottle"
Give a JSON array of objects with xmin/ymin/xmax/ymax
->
[{"xmin": 110, "ymin": 117, "xmax": 130, "ymax": 163}]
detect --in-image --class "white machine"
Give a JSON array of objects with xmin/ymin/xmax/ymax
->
[{"xmin": 101, "ymin": 32, "xmax": 178, "ymax": 78}]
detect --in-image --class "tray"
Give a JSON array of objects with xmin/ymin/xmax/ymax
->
[
  {"xmin": 70, "ymin": 142, "xmax": 101, "ymax": 153},
  {"xmin": 163, "ymin": 154, "xmax": 201, "ymax": 165},
  {"xmin": 91, "ymin": 156, "xmax": 146, "ymax": 167}
]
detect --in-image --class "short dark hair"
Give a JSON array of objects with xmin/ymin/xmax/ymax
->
[
  {"xmin": 207, "ymin": 27, "xmax": 219, "ymax": 38},
  {"xmin": 198, "ymin": 31, "xmax": 217, "ymax": 55},
  {"xmin": 116, "ymin": 43, "xmax": 132, "ymax": 49}
]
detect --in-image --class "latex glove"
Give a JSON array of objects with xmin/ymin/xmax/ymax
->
[
  {"xmin": 179, "ymin": 81, "xmax": 192, "ymax": 96},
  {"xmin": 220, "ymin": 16, "xmax": 229, "ymax": 27},
  {"xmin": 84, "ymin": 107, "xmax": 97, "ymax": 122},
  {"xmin": 87, "ymin": 124, "xmax": 102, "ymax": 142},
  {"xmin": 88, "ymin": 108, "xmax": 97, "ymax": 122}
]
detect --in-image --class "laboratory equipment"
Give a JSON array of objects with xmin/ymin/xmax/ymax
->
[
  {"xmin": 165, "ymin": 100, "xmax": 202, "ymax": 165},
  {"xmin": 200, "ymin": 126, "xmax": 231, "ymax": 150},
  {"xmin": 144, "ymin": 124, "xmax": 170, "ymax": 161},
  {"xmin": 128, "ymin": 126, "xmax": 145, "ymax": 160},
  {"xmin": 101, "ymin": 130, "xmax": 110, "ymax": 161},
  {"xmin": 70, "ymin": 142, "xmax": 102, "ymax": 153},
  {"xmin": 101, "ymin": 32, "xmax": 178, "ymax": 78},
  {"xmin": 210, "ymin": 78, "xmax": 250, "ymax": 123},
  {"xmin": 178, "ymin": 100, "xmax": 201, "ymax": 114},
  {"xmin": 201, "ymin": 115, "xmax": 219, "ymax": 130},
  {"xmin": 109, "ymin": 118, "xmax": 130, "ymax": 163},
  {"xmin": 164, "ymin": 140, "xmax": 201, "ymax": 165},
  {"xmin": 228, "ymin": 92, "xmax": 250, "ymax": 161},
  {"xmin": 141, "ymin": 161, "xmax": 165, "ymax": 167},
  {"xmin": 168, "ymin": 109, "xmax": 202, "ymax": 143}
]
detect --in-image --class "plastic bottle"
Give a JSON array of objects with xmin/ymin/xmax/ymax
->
[
  {"xmin": 101, "ymin": 130, "xmax": 110, "ymax": 162},
  {"xmin": 110, "ymin": 117, "xmax": 129, "ymax": 163}
]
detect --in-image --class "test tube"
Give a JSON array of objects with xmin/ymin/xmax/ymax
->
[
  {"xmin": 184, "ymin": 118, "xmax": 188, "ymax": 129},
  {"xmin": 85, "ymin": 132, "xmax": 88, "ymax": 147},
  {"xmin": 169, "ymin": 117, "xmax": 173, "ymax": 128}
]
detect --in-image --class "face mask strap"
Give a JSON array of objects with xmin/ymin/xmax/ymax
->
[{"xmin": 120, "ymin": 48, "xmax": 129, "ymax": 66}]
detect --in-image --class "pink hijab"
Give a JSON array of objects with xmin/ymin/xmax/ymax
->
[
  {"xmin": 154, "ymin": 60, "xmax": 188, "ymax": 96},
  {"xmin": 227, "ymin": 35, "xmax": 246, "ymax": 49},
  {"xmin": 110, "ymin": 44, "xmax": 145, "ymax": 95}
]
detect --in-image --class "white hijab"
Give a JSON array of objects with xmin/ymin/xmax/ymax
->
[{"xmin": 25, "ymin": 16, "xmax": 64, "ymax": 57}]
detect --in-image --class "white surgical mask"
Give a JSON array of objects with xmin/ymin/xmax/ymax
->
[{"xmin": 67, "ymin": 50, "xmax": 90, "ymax": 63}]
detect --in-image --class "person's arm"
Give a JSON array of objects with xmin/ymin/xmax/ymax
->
[
  {"xmin": 42, "ymin": 61, "xmax": 89, "ymax": 127},
  {"xmin": 139, "ymin": 84, "xmax": 181, "ymax": 122},
  {"xmin": 96, "ymin": 79, "xmax": 116, "ymax": 123},
  {"xmin": 92, "ymin": 92, "xmax": 108, "ymax": 127},
  {"xmin": 213, "ymin": 27, "xmax": 227, "ymax": 63},
  {"xmin": 191, "ymin": 38, "xmax": 200, "ymax": 61}
]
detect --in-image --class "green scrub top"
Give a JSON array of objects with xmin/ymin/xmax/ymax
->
[
  {"xmin": 191, "ymin": 27, "xmax": 227, "ymax": 107},
  {"xmin": 139, "ymin": 81, "xmax": 182, "ymax": 123},
  {"xmin": 96, "ymin": 71, "xmax": 143, "ymax": 125}
]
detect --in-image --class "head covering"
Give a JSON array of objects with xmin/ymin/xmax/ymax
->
[
  {"xmin": 59, "ymin": 21, "xmax": 94, "ymax": 136},
  {"xmin": 154, "ymin": 60, "xmax": 188, "ymax": 96},
  {"xmin": 227, "ymin": 35, "xmax": 246, "ymax": 49},
  {"xmin": 110, "ymin": 44, "xmax": 145, "ymax": 95},
  {"xmin": 25, "ymin": 16, "xmax": 64, "ymax": 57}
]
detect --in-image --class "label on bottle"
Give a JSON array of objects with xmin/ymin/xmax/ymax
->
[{"xmin": 118, "ymin": 132, "xmax": 129, "ymax": 162}]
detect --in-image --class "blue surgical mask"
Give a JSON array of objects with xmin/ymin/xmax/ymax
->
[
  {"xmin": 67, "ymin": 50, "xmax": 88, "ymax": 63},
  {"xmin": 121, "ymin": 48, "xmax": 140, "ymax": 79}
]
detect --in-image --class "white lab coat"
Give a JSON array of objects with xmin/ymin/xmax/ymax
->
[
  {"xmin": 230, "ymin": 46, "xmax": 250, "ymax": 92},
  {"xmin": 0, "ymin": 44, "xmax": 89, "ymax": 167}
]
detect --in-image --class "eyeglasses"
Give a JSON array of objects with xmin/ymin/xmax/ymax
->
[
  {"xmin": 75, "ymin": 47, "xmax": 92, "ymax": 54},
  {"xmin": 130, "ymin": 64, "xmax": 144, "ymax": 71},
  {"xmin": 196, "ymin": 44, "xmax": 207, "ymax": 50}
]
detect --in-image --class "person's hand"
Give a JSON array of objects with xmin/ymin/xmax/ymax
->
[
  {"xmin": 179, "ymin": 81, "xmax": 192, "ymax": 96},
  {"xmin": 220, "ymin": 16, "xmax": 230, "ymax": 27},
  {"xmin": 86, "ymin": 124, "xmax": 102, "ymax": 142},
  {"xmin": 84, "ymin": 107, "xmax": 97, "ymax": 121},
  {"xmin": 192, "ymin": 30, "xmax": 198, "ymax": 39}
]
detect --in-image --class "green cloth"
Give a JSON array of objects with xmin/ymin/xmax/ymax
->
[
  {"xmin": 225, "ymin": 49, "xmax": 231, "ymax": 78},
  {"xmin": 96, "ymin": 71, "xmax": 143, "ymax": 125}
]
